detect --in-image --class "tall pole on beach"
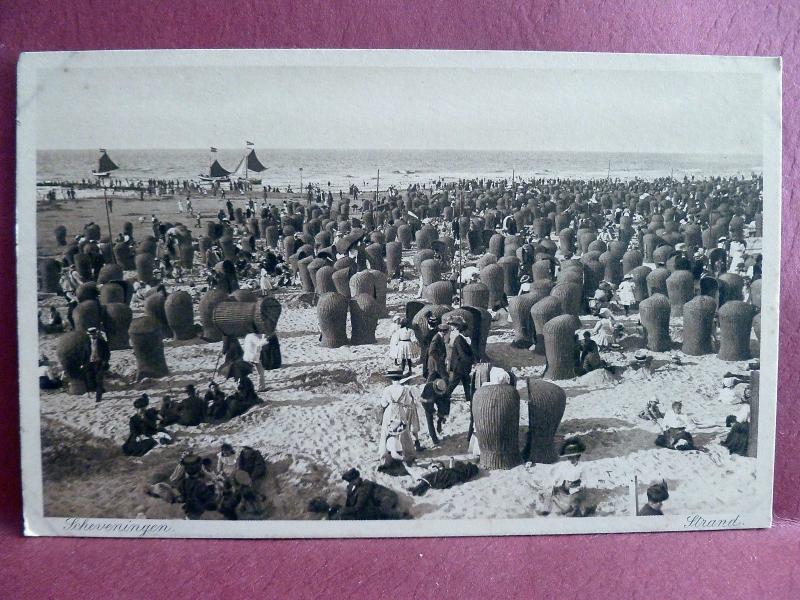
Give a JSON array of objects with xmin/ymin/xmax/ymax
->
[
  {"xmin": 607, "ymin": 160, "xmax": 611, "ymax": 180},
  {"xmin": 376, "ymin": 168, "xmax": 380, "ymax": 204},
  {"xmin": 299, "ymin": 168, "xmax": 303, "ymax": 193},
  {"xmin": 103, "ymin": 186, "xmax": 116, "ymax": 263},
  {"xmin": 459, "ymin": 201, "xmax": 464, "ymax": 305}
]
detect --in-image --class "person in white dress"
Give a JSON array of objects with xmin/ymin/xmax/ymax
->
[
  {"xmin": 537, "ymin": 437, "xmax": 593, "ymax": 517},
  {"xmin": 388, "ymin": 317, "xmax": 418, "ymax": 375},
  {"xmin": 375, "ymin": 370, "xmax": 421, "ymax": 464},
  {"xmin": 592, "ymin": 308, "xmax": 616, "ymax": 348},
  {"xmin": 617, "ymin": 274, "xmax": 637, "ymax": 316},
  {"xmin": 242, "ymin": 332, "xmax": 269, "ymax": 391}
]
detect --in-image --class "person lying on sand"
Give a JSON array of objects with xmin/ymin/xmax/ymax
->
[
  {"xmin": 308, "ymin": 469, "xmax": 410, "ymax": 521},
  {"xmin": 404, "ymin": 460, "xmax": 480, "ymax": 497}
]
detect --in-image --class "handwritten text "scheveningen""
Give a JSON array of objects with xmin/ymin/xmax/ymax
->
[
  {"xmin": 684, "ymin": 515, "xmax": 742, "ymax": 529},
  {"xmin": 64, "ymin": 518, "xmax": 174, "ymax": 536}
]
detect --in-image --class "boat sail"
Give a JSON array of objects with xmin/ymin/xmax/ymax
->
[
  {"xmin": 199, "ymin": 147, "xmax": 232, "ymax": 182},
  {"xmin": 231, "ymin": 142, "xmax": 267, "ymax": 184},
  {"xmin": 92, "ymin": 149, "xmax": 119, "ymax": 178}
]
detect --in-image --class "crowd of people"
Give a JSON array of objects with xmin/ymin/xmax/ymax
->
[{"xmin": 37, "ymin": 169, "xmax": 764, "ymax": 520}]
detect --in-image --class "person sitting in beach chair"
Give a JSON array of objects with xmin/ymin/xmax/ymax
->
[{"xmin": 577, "ymin": 331, "xmax": 604, "ymax": 374}]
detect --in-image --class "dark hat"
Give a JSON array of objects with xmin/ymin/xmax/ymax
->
[
  {"xmin": 386, "ymin": 369, "xmax": 405, "ymax": 381},
  {"xmin": 133, "ymin": 394, "xmax": 149, "ymax": 409},
  {"xmin": 422, "ymin": 377, "xmax": 448, "ymax": 399},
  {"xmin": 180, "ymin": 453, "xmax": 201, "ymax": 467},
  {"xmin": 221, "ymin": 443, "xmax": 235, "ymax": 455},
  {"xmin": 646, "ymin": 481, "xmax": 669, "ymax": 503},
  {"xmin": 342, "ymin": 468, "xmax": 361, "ymax": 482},
  {"xmin": 559, "ymin": 437, "xmax": 586, "ymax": 457}
]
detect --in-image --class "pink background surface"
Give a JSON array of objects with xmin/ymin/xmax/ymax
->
[{"xmin": 2, "ymin": 1, "xmax": 799, "ymax": 597}]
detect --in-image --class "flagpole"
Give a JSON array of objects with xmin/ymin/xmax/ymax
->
[
  {"xmin": 376, "ymin": 168, "xmax": 380, "ymax": 204},
  {"xmin": 103, "ymin": 186, "xmax": 116, "ymax": 263}
]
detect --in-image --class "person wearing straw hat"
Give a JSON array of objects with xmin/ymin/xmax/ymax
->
[
  {"xmin": 376, "ymin": 369, "xmax": 422, "ymax": 463},
  {"xmin": 617, "ymin": 274, "xmax": 636, "ymax": 316},
  {"xmin": 518, "ymin": 274, "xmax": 532, "ymax": 295},
  {"xmin": 443, "ymin": 315, "xmax": 476, "ymax": 440},
  {"xmin": 420, "ymin": 375, "xmax": 450, "ymax": 445},
  {"xmin": 388, "ymin": 316, "xmax": 418, "ymax": 376},
  {"xmin": 84, "ymin": 327, "xmax": 110, "ymax": 403},
  {"xmin": 591, "ymin": 308, "xmax": 617, "ymax": 349},
  {"xmin": 425, "ymin": 321, "xmax": 448, "ymax": 381}
]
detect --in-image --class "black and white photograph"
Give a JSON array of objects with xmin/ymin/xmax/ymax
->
[{"xmin": 17, "ymin": 50, "xmax": 781, "ymax": 537}]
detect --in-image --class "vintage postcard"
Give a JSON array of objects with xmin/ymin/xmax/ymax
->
[{"xmin": 17, "ymin": 50, "xmax": 781, "ymax": 538}]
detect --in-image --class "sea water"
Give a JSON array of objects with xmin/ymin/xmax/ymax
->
[{"xmin": 37, "ymin": 148, "xmax": 762, "ymax": 191}]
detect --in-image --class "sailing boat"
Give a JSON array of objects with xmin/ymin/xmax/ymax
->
[
  {"xmin": 92, "ymin": 149, "xmax": 119, "ymax": 178},
  {"xmin": 199, "ymin": 147, "xmax": 232, "ymax": 182},
  {"xmin": 231, "ymin": 141, "xmax": 267, "ymax": 184}
]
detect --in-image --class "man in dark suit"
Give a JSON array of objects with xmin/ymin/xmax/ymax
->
[
  {"xmin": 426, "ymin": 323, "xmax": 448, "ymax": 380},
  {"xmin": 84, "ymin": 327, "xmax": 110, "ymax": 402},
  {"xmin": 444, "ymin": 318, "xmax": 475, "ymax": 441},
  {"xmin": 337, "ymin": 469, "xmax": 381, "ymax": 520}
]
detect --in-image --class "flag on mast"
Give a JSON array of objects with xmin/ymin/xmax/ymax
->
[
  {"xmin": 210, "ymin": 147, "xmax": 218, "ymax": 153},
  {"xmin": 246, "ymin": 141, "xmax": 254, "ymax": 146}
]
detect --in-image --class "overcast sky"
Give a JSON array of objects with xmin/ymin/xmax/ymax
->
[{"xmin": 34, "ymin": 64, "xmax": 763, "ymax": 154}]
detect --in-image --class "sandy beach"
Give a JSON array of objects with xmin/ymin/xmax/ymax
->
[{"xmin": 35, "ymin": 189, "xmax": 761, "ymax": 521}]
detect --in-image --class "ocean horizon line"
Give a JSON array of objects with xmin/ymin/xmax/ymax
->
[{"xmin": 37, "ymin": 148, "xmax": 762, "ymax": 158}]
